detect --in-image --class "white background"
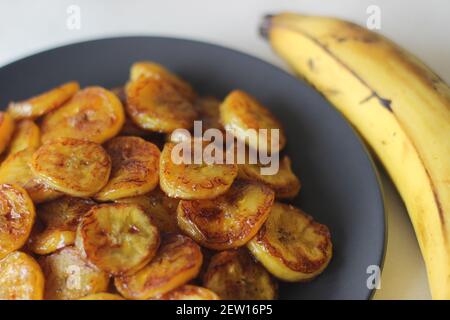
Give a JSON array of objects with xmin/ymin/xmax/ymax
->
[{"xmin": 1, "ymin": 0, "xmax": 448, "ymax": 299}]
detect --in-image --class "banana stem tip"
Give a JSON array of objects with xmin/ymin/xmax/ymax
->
[{"xmin": 259, "ymin": 14, "xmax": 274, "ymax": 40}]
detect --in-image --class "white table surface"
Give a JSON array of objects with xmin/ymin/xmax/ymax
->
[{"xmin": 1, "ymin": 0, "xmax": 448, "ymax": 300}]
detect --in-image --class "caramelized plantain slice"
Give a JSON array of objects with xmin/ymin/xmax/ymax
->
[
  {"xmin": 177, "ymin": 180, "xmax": 274, "ymax": 250},
  {"xmin": 160, "ymin": 142, "xmax": 238, "ymax": 200},
  {"xmin": 76, "ymin": 203, "xmax": 160, "ymax": 276},
  {"xmin": 238, "ymin": 156, "xmax": 301, "ymax": 198},
  {"xmin": 7, "ymin": 120, "xmax": 41, "ymax": 155},
  {"xmin": 154, "ymin": 284, "xmax": 220, "ymax": 300},
  {"xmin": 0, "ymin": 184, "xmax": 35, "ymax": 259},
  {"xmin": 117, "ymin": 188, "xmax": 180, "ymax": 233},
  {"xmin": 39, "ymin": 246, "xmax": 109, "ymax": 300},
  {"xmin": 95, "ymin": 136, "xmax": 160, "ymax": 201},
  {"xmin": 220, "ymin": 90, "xmax": 286, "ymax": 153},
  {"xmin": 7, "ymin": 81, "xmax": 80, "ymax": 120},
  {"xmin": 28, "ymin": 197, "xmax": 95, "ymax": 255},
  {"xmin": 130, "ymin": 61, "xmax": 196, "ymax": 102},
  {"xmin": 203, "ymin": 249, "xmax": 277, "ymax": 300},
  {"xmin": 0, "ymin": 112, "xmax": 15, "ymax": 154},
  {"xmin": 31, "ymin": 138, "xmax": 111, "ymax": 197},
  {"xmin": 115, "ymin": 234, "xmax": 203, "ymax": 299},
  {"xmin": 247, "ymin": 203, "xmax": 332, "ymax": 282},
  {"xmin": 126, "ymin": 76, "xmax": 197, "ymax": 133},
  {"xmin": 0, "ymin": 148, "xmax": 62, "ymax": 203},
  {"xmin": 0, "ymin": 251, "xmax": 45, "ymax": 300},
  {"xmin": 194, "ymin": 96, "xmax": 223, "ymax": 131},
  {"xmin": 41, "ymin": 86, "xmax": 124, "ymax": 144},
  {"xmin": 79, "ymin": 293, "xmax": 125, "ymax": 300}
]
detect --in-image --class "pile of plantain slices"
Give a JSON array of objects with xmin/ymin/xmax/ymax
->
[{"xmin": 0, "ymin": 61, "xmax": 332, "ymax": 300}]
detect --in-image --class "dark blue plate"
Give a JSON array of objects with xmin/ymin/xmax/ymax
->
[{"xmin": 0, "ymin": 37, "xmax": 386, "ymax": 300}]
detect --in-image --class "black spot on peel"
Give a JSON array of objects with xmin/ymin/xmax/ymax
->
[
  {"xmin": 359, "ymin": 92, "xmax": 392, "ymax": 111},
  {"xmin": 308, "ymin": 59, "xmax": 315, "ymax": 71}
]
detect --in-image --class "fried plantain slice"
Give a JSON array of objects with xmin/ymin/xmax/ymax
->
[
  {"xmin": 39, "ymin": 246, "xmax": 109, "ymax": 300},
  {"xmin": 79, "ymin": 293, "xmax": 125, "ymax": 300},
  {"xmin": 220, "ymin": 90, "xmax": 286, "ymax": 153},
  {"xmin": 0, "ymin": 251, "xmax": 45, "ymax": 300},
  {"xmin": 31, "ymin": 138, "xmax": 111, "ymax": 197},
  {"xmin": 0, "ymin": 112, "xmax": 15, "ymax": 154},
  {"xmin": 0, "ymin": 148, "xmax": 62, "ymax": 203},
  {"xmin": 130, "ymin": 61, "xmax": 196, "ymax": 102},
  {"xmin": 126, "ymin": 76, "xmax": 197, "ymax": 133},
  {"xmin": 7, "ymin": 81, "xmax": 80, "ymax": 120},
  {"xmin": 203, "ymin": 249, "xmax": 277, "ymax": 300},
  {"xmin": 154, "ymin": 284, "xmax": 220, "ymax": 300},
  {"xmin": 28, "ymin": 197, "xmax": 95, "ymax": 255},
  {"xmin": 194, "ymin": 96, "xmax": 223, "ymax": 131},
  {"xmin": 7, "ymin": 120, "xmax": 41, "ymax": 155},
  {"xmin": 247, "ymin": 203, "xmax": 332, "ymax": 282},
  {"xmin": 0, "ymin": 184, "xmax": 35, "ymax": 259},
  {"xmin": 160, "ymin": 142, "xmax": 238, "ymax": 200},
  {"xmin": 115, "ymin": 234, "xmax": 203, "ymax": 299},
  {"xmin": 76, "ymin": 203, "xmax": 160, "ymax": 276},
  {"xmin": 95, "ymin": 136, "xmax": 160, "ymax": 201},
  {"xmin": 41, "ymin": 86, "xmax": 124, "ymax": 144},
  {"xmin": 117, "ymin": 188, "xmax": 180, "ymax": 233},
  {"xmin": 238, "ymin": 156, "xmax": 301, "ymax": 198},
  {"xmin": 177, "ymin": 180, "xmax": 274, "ymax": 250}
]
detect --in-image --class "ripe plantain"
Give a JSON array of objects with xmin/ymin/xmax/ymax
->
[
  {"xmin": 160, "ymin": 142, "xmax": 238, "ymax": 200},
  {"xmin": 130, "ymin": 61, "xmax": 196, "ymax": 102},
  {"xmin": 154, "ymin": 284, "xmax": 220, "ymax": 300},
  {"xmin": 117, "ymin": 188, "xmax": 180, "ymax": 233},
  {"xmin": 238, "ymin": 155, "xmax": 301, "ymax": 198},
  {"xmin": 7, "ymin": 119, "xmax": 41, "ymax": 155},
  {"xmin": 40, "ymin": 86, "xmax": 125, "ymax": 144},
  {"xmin": 7, "ymin": 81, "xmax": 80, "ymax": 120},
  {"xmin": 31, "ymin": 138, "xmax": 111, "ymax": 197},
  {"xmin": 194, "ymin": 96, "xmax": 223, "ymax": 131},
  {"xmin": 28, "ymin": 197, "xmax": 95, "ymax": 255},
  {"xmin": 39, "ymin": 246, "xmax": 109, "ymax": 300},
  {"xmin": 0, "ymin": 251, "xmax": 45, "ymax": 300},
  {"xmin": 0, "ymin": 112, "xmax": 15, "ymax": 154},
  {"xmin": 95, "ymin": 136, "xmax": 160, "ymax": 201},
  {"xmin": 247, "ymin": 202, "xmax": 332, "ymax": 282},
  {"xmin": 79, "ymin": 293, "xmax": 125, "ymax": 300},
  {"xmin": 0, "ymin": 148, "xmax": 62, "ymax": 203},
  {"xmin": 115, "ymin": 234, "xmax": 203, "ymax": 300},
  {"xmin": 220, "ymin": 90, "xmax": 286, "ymax": 153},
  {"xmin": 0, "ymin": 183, "xmax": 35, "ymax": 259},
  {"xmin": 203, "ymin": 249, "xmax": 277, "ymax": 300},
  {"xmin": 263, "ymin": 12, "xmax": 450, "ymax": 298},
  {"xmin": 75, "ymin": 203, "xmax": 160, "ymax": 276},
  {"xmin": 177, "ymin": 180, "xmax": 274, "ymax": 250},
  {"xmin": 126, "ymin": 76, "xmax": 197, "ymax": 133}
]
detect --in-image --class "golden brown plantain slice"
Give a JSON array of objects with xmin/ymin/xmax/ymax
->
[
  {"xmin": 0, "ymin": 184, "xmax": 35, "ymax": 259},
  {"xmin": 115, "ymin": 234, "xmax": 203, "ymax": 299},
  {"xmin": 28, "ymin": 197, "xmax": 95, "ymax": 255},
  {"xmin": 130, "ymin": 61, "xmax": 196, "ymax": 102},
  {"xmin": 79, "ymin": 293, "xmax": 125, "ymax": 300},
  {"xmin": 76, "ymin": 203, "xmax": 160, "ymax": 276},
  {"xmin": 126, "ymin": 76, "xmax": 197, "ymax": 133},
  {"xmin": 160, "ymin": 142, "xmax": 238, "ymax": 200},
  {"xmin": 0, "ymin": 251, "xmax": 45, "ymax": 300},
  {"xmin": 0, "ymin": 148, "xmax": 63, "ymax": 203},
  {"xmin": 95, "ymin": 136, "xmax": 160, "ymax": 201},
  {"xmin": 203, "ymin": 249, "xmax": 277, "ymax": 300},
  {"xmin": 220, "ymin": 90, "xmax": 286, "ymax": 153},
  {"xmin": 0, "ymin": 112, "xmax": 15, "ymax": 154},
  {"xmin": 238, "ymin": 156, "xmax": 301, "ymax": 198},
  {"xmin": 117, "ymin": 188, "xmax": 180, "ymax": 233},
  {"xmin": 194, "ymin": 96, "xmax": 223, "ymax": 131},
  {"xmin": 154, "ymin": 285, "xmax": 220, "ymax": 300},
  {"xmin": 39, "ymin": 246, "xmax": 109, "ymax": 300},
  {"xmin": 31, "ymin": 138, "xmax": 111, "ymax": 197},
  {"xmin": 40, "ymin": 86, "xmax": 124, "ymax": 144},
  {"xmin": 7, "ymin": 81, "xmax": 80, "ymax": 120},
  {"xmin": 177, "ymin": 180, "xmax": 274, "ymax": 250},
  {"xmin": 7, "ymin": 120, "xmax": 41, "ymax": 155},
  {"xmin": 247, "ymin": 203, "xmax": 332, "ymax": 282}
]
